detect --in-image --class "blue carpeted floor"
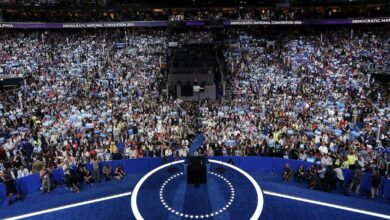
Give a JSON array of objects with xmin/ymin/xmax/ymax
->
[
  {"xmin": 136, "ymin": 163, "xmax": 257, "ymax": 220},
  {"xmin": 2, "ymin": 164, "xmax": 390, "ymax": 220},
  {"xmin": 253, "ymin": 171, "xmax": 390, "ymax": 215},
  {"xmin": 261, "ymin": 194, "xmax": 384, "ymax": 220},
  {"xmin": 0, "ymin": 173, "xmax": 144, "ymax": 219}
]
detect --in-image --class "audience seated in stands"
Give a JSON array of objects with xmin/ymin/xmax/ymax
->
[{"xmin": 0, "ymin": 26, "xmax": 388, "ymax": 205}]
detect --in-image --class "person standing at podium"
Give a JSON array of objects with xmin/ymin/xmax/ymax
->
[{"xmin": 190, "ymin": 152, "xmax": 203, "ymax": 187}]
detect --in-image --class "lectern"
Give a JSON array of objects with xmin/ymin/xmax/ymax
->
[{"xmin": 187, "ymin": 155, "xmax": 207, "ymax": 187}]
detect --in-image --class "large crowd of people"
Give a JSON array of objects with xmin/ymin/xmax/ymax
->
[
  {"xmin": 198, "ymin": 26, "xmax": 389, "ymax": 179},
  {"xmin": 0, "ymin": 29, "xmax": 198, "ymax": 204},
  {"xmin": 0, "ymin": 25, "xmax": 389, "ymax": 205}
]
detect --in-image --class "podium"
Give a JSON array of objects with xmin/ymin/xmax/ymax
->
[{"xmin": 187, "ymin": 156, "xmax": 207, "ymax": 187}]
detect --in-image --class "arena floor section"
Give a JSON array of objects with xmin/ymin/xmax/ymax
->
[
  {"xmin": 133, "ymin": 160, "xmax": 261, "ymax": 220},
  {"xmin": 1, "ymin": 158, "xmax": 390, "ymax": 220}
]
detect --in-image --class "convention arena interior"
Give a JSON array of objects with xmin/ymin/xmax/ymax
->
[{"xmin": 0, "ymin": 0, "xmax": 389, "ymax": 220}]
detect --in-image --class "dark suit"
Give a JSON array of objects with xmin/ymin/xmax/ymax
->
[{"xmin": 188, "ymin": 156, "xmax": 205, "ymax": 187}]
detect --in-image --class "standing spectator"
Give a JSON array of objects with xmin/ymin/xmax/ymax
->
[
  {"xmin": 17, "ymin": 166, "xmax": 29, "ymax": 179},
  {"xmin": 324, "ymin": 166, "xmax": 335, "ymax": 192},
  {"xmin": 0, "ymin": 170, "xmax": 23, "ymax": 205},
  {"xmin": 347, "ymin": 151, "xmax": 357, "ymax": 170},
  {"xmin": 130, "ymin": 147, "xmax": 137, "ymax": 159},
  {"xmin": 31, "ymin": 157, "xmax": 44, "ymax": 174},
  {"xmin": 109, "ymin": 142, "xmax": 118, "ymax": 154},
  {"xmin": 64, "ymin": 168, "xmax": 80, "ymax": 193},
  {"xmin": 317, "ymin": 164, "xmax": 327, "ymax": 190},
  {"xmin": 334, "ymin": 165, "xmax": 349, "ymax": 196},
  {"xmin": 91, "ymin": 158, "xmax": 100, "ymax": 182},
  {"xmin": 124, "ymin": 146, "xmax": 132, "ymax": 159},
  {"xmin": 349, "ymin": 164, "xmax": 364, "ymax": 194},
  {"xmin": 164, "ymin": 147, "xmax": 173, "ymax": 158},
  {"xmin": 321, "ymin": 153, "xmax": 333, "ymax": 166},
  {"xmin": 137, "ymin": 147, "xmax": 145, "ymax": 158},
  {"xmin": 76, "ymin": 163, "xmax": 86, "ymax": 184},
  {"xmin": 371, "ymin": 170, "xmax": 381, "ymax": 199},
  {"xmin": 40, "ymin": 167, "xmax": 51, "ymax": 193},
  {"xmin": 306, "ymin": 165, "xmax": 317, "ymax": 189},
  {"xmin": 318, "ymin": 143, "xmax": 328, "ymax": 155}
]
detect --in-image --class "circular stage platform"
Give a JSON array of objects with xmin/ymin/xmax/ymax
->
[{"xmin": 131, "ymin": 160, "xmax": 264, "ymax": 219}]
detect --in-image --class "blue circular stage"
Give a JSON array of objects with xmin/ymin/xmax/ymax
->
[{"xmin": 131, "ymin": 160, "xmax": 263, "ymax": 219}]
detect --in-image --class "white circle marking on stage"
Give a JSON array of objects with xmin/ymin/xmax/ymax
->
[
  {"xmin": 158, "ymin": 171, "xmax": 234, "ymax": 218},
  {"xmin": 131, "ymin": 159, "xmax": 264, "ymax": 220}
]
